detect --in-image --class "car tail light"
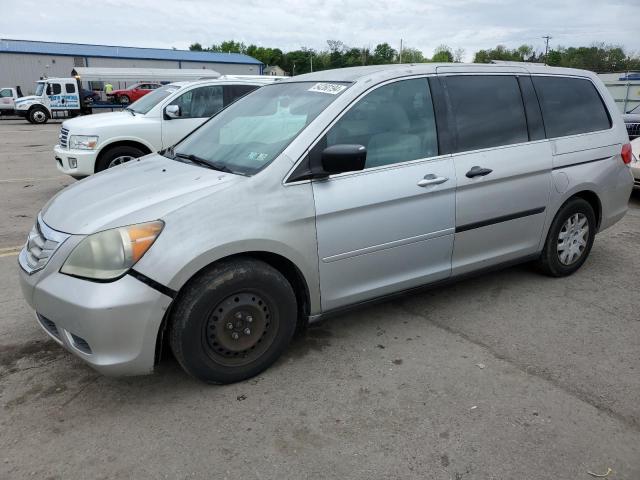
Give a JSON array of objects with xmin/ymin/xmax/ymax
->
[{"xmin": 621, "ymin": 143, "xmax": 632, "ymax": 164}]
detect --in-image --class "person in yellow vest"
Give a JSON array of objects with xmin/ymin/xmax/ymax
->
[{"xmin": 104, "ymin": 83, "xmax": 114, "ymax": 103}]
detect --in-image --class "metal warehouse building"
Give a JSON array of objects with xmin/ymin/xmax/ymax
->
[{"xmin": 0, "ymin": 39, "xmax": 264, "ymax": 94}]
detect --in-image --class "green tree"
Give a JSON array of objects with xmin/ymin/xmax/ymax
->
[
  {"xmin": 432, "ymin": 45, "xmax": 454, "ymax": 62},
  {"xmin": 400, "ymin": 47, "xmax": 426, "ymax": 63},
  {"xmin": 212, "ymin": 40, "xmax": 247, "ymax": 54},
  {"xmin": 518, "ymin": 45, "xmax": 534, "ymax": 60},
  {"xmin": 189, "ymin": 42, "xmax": 203, "ymax": 51},
  {"xmin": 372, "ymin": 43, "xmax": 397, "ymax": 64}
]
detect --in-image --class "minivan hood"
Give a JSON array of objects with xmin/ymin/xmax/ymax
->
[
  {"xmin": 41, "ymin": 155, "xmax": 240, "ymax": 234},
  {"xmin": 62, "ymin": 111, "xmax": 141, "ymax": 132}
]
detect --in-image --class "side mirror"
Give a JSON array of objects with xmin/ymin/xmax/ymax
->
[
  {"xmin": 164, "ymin": 104, "xmax": 181, "ymax": 119},
  {"xmin": 318, "ymin": 144, "xmax": 366, "ymax": 175}
]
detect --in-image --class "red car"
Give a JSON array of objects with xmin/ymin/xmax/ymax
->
[{"xmin": 108, "ymin": 82, "xmax": 162, "ymax": 104}]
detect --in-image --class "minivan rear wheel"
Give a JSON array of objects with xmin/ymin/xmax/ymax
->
[
  {"xmin": 169, "ymin": 258, "xmax": 297, "ymax": 384},
  {"xmin": 537, "ymin": 197, "xmax": 596, "ymax": 277}
]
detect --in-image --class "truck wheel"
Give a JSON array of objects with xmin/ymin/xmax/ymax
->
[
  {"xmin": 95, "ymin": 145, "xmax": 145, "ymax": 172},
  {"xmin": 118, "ymin": 95, "xmax": 130, "ymax": 104},
  {"xmin": 536, "ymin": 197, "xmax": 596, "ymax": 277},
  {"xmin": 29, "ymin": 107, "xmax": 49, "ymax": 124},
  {"xmin": 169, "ymin": 258, "xmax": 298, "ymax": 384}
]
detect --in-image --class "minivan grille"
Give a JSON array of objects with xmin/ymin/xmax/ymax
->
[
  {"xmin": 59, "ymin": 127, "xmax": 69, "ymax": 148},
  {"xmin": 19, "ymin": 216, "xmax": 69, "ymax": 274},
  {"xmin": 626, "ymin": 122, "xmax": 640, "ymax": 140}
]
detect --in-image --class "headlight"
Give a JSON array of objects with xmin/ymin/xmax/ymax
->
[
  {"xmin": 60, "ymin": 221, "xmax": 163, "ymax": 281},
  {"xmin": 69, "ymin": 135, "xmax": 99, "ymax": 150}
]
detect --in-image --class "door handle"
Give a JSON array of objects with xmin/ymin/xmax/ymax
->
[
  {"xmin": 417, "ymin": 174, "xmax": 448, "ymax": 187},
  {"xmin": 466, "ymin": 166, "xmax": 493, "ymax": 178}
]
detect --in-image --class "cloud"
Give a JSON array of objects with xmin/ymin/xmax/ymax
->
[{"xmin": 1, "ymin": 0, "xmax": 638, "ymax": 61}]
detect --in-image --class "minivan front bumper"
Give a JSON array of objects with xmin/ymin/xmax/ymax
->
[{"xmin": 19, "ymin": 250, "xmax": 172, "ymax": 376}]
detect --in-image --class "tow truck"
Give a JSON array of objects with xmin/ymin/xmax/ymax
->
[{"xmin": 14, "ymin": 67, "xmax": 221, "ymax": 124}]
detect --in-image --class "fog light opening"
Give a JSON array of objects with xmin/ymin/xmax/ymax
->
[{"xmin": 68, "ymin": 157, "xmax": 77, "ymax": 169}]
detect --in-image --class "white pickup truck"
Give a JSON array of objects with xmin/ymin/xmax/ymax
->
[
  {"xmin": 0, "ymin": 87, "xmax": 22, "ymax": 115},
  {"xmin": 54, "ymin": 77, "xmax": 280, "ymax": 178}
]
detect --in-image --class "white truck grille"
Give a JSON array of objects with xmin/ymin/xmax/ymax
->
[
  {"xmin": 19, "ymin": 216, "xmax": 69, "ymax": 274},
  {"xmin": 59, "ymin": 127, "xmax": 69, "ymax": 148}
]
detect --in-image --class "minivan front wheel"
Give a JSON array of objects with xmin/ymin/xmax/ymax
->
[
  {"xmin": 537, "ymin": 197, "xmax": 596, "ymax": 277},
  {"xmin": 169, "ymin": 258, "xmax": 297, "ymax": 384}
]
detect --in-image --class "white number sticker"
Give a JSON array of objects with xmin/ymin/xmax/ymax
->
[{"xmin": 308, "ymin": 83, "xmax": 346, "ymax": 95}]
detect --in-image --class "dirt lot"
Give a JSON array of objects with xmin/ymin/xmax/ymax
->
[{"xmin": 1, "ymin": 118, "xmax": 639, "ymax": 479}]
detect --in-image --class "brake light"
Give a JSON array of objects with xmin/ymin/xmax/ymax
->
[{"xmin": 621, "ymin": 143, "xmax": 632, "ymax": 164}]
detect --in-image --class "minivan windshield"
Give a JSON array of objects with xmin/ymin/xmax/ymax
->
[
  {"xmin": 128, "ymin": 84, "xmax": 180, "ymax": 114},
  {"xmin": 170, "ymin": 81, "xmax": 350, "ymax": 175}
]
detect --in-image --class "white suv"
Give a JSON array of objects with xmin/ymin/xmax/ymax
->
[{"xmin": 54, "ymin": 77, "xmax": 278, "ymax": 178}]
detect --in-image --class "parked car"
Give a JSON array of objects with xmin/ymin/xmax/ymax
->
[
  {"xmin": 623, "ymin": 104, "xmax": 640, "ymax": 139},
  {"xmin": 19, "ymin": 64, "xmax": 633, "ymax": 384},
  {"xmin": 81, "ymin": 89, "xmax": 100, "ymax": 104},
  {"xmin": 631, "ymin": 137, "xmax": 640, "ymax": 189},
  {"xmin": 54, "ymin": 78, "xmax": 277, "ymax": 178},
  {"xmin": 107, "ymin": 82, "xmax": 163, "ymax": 104},
  {"xmin": 0, "ymin": 86, "xmax": 22, "ymax": 114}
]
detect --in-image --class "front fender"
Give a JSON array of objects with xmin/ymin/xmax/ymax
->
[{"xmin": 97, "ymin": 135, "xmax": 157, "ymax": 156}]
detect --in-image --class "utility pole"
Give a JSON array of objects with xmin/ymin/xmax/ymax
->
[
  {"xmin": 310, "ymin": 54, "xmax": 313, "ymax": 72},
  {"xmin": 399, "ymin": 38, "xmax": 403, "ymax": 63},
  {"xmin": 542, "ymin": 35, "xmax": 552, "ymax": 65}
]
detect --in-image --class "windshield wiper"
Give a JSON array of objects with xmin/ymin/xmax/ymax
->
[
  {"xmin": 174, "ymin": 152, "xmax": 234, "ymax": 173},
  {"xmin": 125, "ymin": 107, "xmax": 135, "ymax": 116}
]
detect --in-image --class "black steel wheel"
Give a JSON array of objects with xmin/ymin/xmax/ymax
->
[
  {"xmin": 169, "ymin": 258, "xmax": 297, "ymax": 384},
  {"xmin": 203, "ymin": 292, "xmax": 278, "ymax": 367}
]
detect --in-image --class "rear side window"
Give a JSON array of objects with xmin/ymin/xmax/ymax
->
[
  {"xmin": 65, "ymin": 83, "xmax": 76, "ymax": 94},
  {"xmin": 225, "ymin": 84, "xmax": 259, "ymax": 106},
  {"xmin": 169, "ymin": 85, "xmax": 223, "ymax": 118},
  {"xmin": 532, "ymin": 76, "xmax": 611, "ymax": 138},
  {"xmin": 446, "ymin": 75, "xmax": 528, "ymax": 152}
]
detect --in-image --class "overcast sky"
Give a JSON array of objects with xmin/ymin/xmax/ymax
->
[{"xmin": 1, "ymin": 0, "xmax": 637, "ymax": 61}]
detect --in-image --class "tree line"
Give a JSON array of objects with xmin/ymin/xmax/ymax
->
[{"xmin": 190, "ymin": 40, "xmax": 640, "ymax": 74}]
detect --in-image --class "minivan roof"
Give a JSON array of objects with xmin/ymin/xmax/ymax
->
[{"xmin": 286, "ymin": 63, "xmax": 596, "ymax": 84}]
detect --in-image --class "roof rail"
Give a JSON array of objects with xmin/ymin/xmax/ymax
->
[{"xmin": 489, "ymin": 60, "xmax": 545, "ymax": 66}]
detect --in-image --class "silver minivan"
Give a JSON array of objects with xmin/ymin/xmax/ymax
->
[{"xmin": 19, "ymin": 63, "xmax": 634, "ymax": 384}]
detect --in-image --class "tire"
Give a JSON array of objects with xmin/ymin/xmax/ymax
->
[
  {"xmin": 169, "ymin": 258, "xmax": 298, "ymax": 384},
  {"xmin": 537, "ymin": 197, "xmax": 596, "ymax": 277},
  {"xmin": 118, "ymin": 95, "xmax": 130, "ymax": 104},
  {"xmin": 28, "ymin": 106, "xmax": 48, "ymax": 124},
  {"xmin": 95, "ymin": 145, "xmax": 145, "ymax": 172}
]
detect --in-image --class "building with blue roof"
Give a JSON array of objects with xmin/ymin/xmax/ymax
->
[{"xmin": 0, "ymin": 39, "xmax": 263, "ymax": 93}]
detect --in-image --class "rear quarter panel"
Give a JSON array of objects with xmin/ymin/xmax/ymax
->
[{"xmin": 537, "ymin": 73, "xmax": 632, "ymax": 247}]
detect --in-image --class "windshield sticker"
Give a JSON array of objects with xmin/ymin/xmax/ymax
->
[
  {"xmin": 308, "ymin": 83, "xmax": 347, "ymax": 95},
  {"xmin": 247, "ymin": 151, "xmax": 269, "ymax": 162}
]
